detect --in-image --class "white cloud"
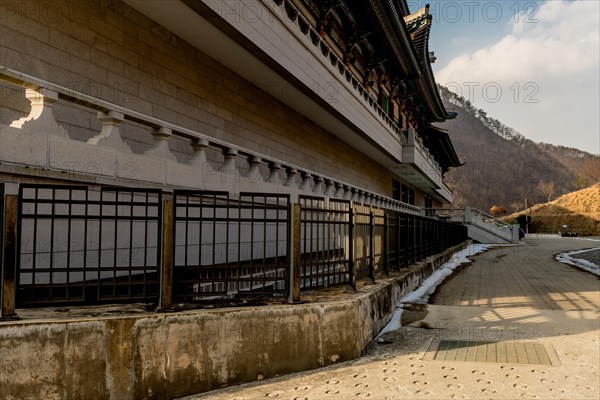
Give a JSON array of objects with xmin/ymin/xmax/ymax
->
[
  {"xmin": 439, "ymin": 1, "xmax": 599, "ymax": 83},
  {"xmin": 436, "ymin": 0, "xmax": 600, "ymax": 154}
]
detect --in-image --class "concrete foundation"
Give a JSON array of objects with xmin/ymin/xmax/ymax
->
[{"xmin": 0, "ymin": 242, "xmax": 468, "ymax": 400}]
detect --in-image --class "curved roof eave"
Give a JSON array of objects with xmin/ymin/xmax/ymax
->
[
  {"xmin": 404, "ymin": 6, "xmax": 456, "ymax": 122},
  {"xmin": 426, "ymin": 125, "xmax": 463, "ymax": 168},
  {"xmin": 394, "ymin": 0, "xmax": 410, "ymax": 16},
  {"xmin": 368, "ymin": 0, "xmax": 422, "ymax": 79}
]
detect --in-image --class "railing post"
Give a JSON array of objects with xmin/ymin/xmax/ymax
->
[
  {"xmin": 405, "ymin": 215, "xmax": 410, "ymax": 264},
  {"xmin": 324, "ymin": 179, "xmax": 335, "ymax": 197},
  {"xmin": 425, "ymin": 219, "xmax": 429, "ymax": 257},
  {"xmin": 346, "ymin": 206, "xmax": 355, "ymax": 292},
  {"xmin": 10, "ymin": 87, "xmax": 68, "ymax": 138},
  {"xmin": 418, "ymin": 217, "xmax": 422, "ymax": 260},
  {"xmin": 1, "ymin": 194, "xmax": 19, "ymax": 320},
  {"xmin": 396, "ymin": 215, "xmax": 401, "ymax": 270},
  {"xmin": 343, "ymin": 185, "xmax": 352, "ymax": 201},
  {"xmin": 423, "ymin": 219, "xmax": 427, "ymax": 257},
  {"xmin": 191, "ymin": 138, "xmax": 210, "ymax": 167},
  {"xmin": 434, "ymin": 221, "xmax": 439, "ymax": 254},
  {"xmin": 246, "ymin": 156, "xmax": 263, "ymax": 182},
  {"xmin": 382, "ymin": 213, "xmax": 389, "ymax": 277},
  {"xmin": 416, "ymin": 217, "xmax": 420, "ymax": 260},
  {"xmin": 412, "ymin": 216, "xmax": 417, "ymax": 265},
  {"xmin": 88, "ymin": 111, "xmax": 130, "ymax": 152},
  {"xmin": 288, "ymin": 203, "xmax": 301, "ymax": 303},
  {"xmin": 440, "ymin": 222, "xmax": 444, "ymax": 252},
  {"xmin": 428, "ymin": 220, "xmax": 432, "ymax": 256},
  {"xmin": 145, "ymin": 127, "xmax": 176, "ymax": 161},
  {"xmin": 422, "ymin": 219, "xmax": 426, "ymax": 258},
  {"xmin": 512, "ymin": 225, "xmax": 519, "ymax": 243},
  {"xmin": 268, "ymin": 162, "xmax": 283, "ymax": 185},
  {"xmin": 157, "ymin": 198, "xmax": 174, "ymax": 312},
  {"xmin": 334, "ymin": 182, "xmax": 345, "ymax": 198},
  {"xmin": 421, "ymin": 218, "xmax": 425, "ymax": 259},
  {"xmin": 434, "ymin": 221, "xmax": 437, "ymax": 254},
  {"xmin": 416, "ymin": 217, "xmax": 421, "ymax": 261},
  {"xmin": 284, "ymin": 167, "xmax": 298, "ymax": 187},
  {"xmin": 367, "ymin": 211, "xmax": 375, "ymax": 284},
  {"xmin": 464, "ymin": 207, "xmax": 472, "ymax": 223},
  {"xmin": 313, "ymin": 176, "xmax": 324, "ymax": 194}
]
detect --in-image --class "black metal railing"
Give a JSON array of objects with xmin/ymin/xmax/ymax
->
[
  {"xmin": 2, "ymin": 182, "xmax": 469, "ymax": 309},
  {"xmin": 415, "ymin": 217, "xmax": 424, "ymax": 261},
  {"xmin": 353, "ymin": 203, "xmax": 373, "ymax": 282},
  {"xmin": 16, "ymin": 184, "xmax": 161, "ymax": 306},
  {"xmin": 299, "ymin": 196, "xmax": 351, "ymax": 289},
  {"xmin": 386, "ymin": 212, "xmax": 399, "ymax": 271},
  {"xmin": 0, "ymin": 183, "xmax": 4, "ymax": 271},
  {"xmin": 172, "ymin": 191, "xmax": 290, "ymax": 302},
  {"xmin": 373, "ymin": 208, "xmax": 387, "ymax": 276}
]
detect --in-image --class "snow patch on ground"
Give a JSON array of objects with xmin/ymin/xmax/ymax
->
[
  {"xmin": 555, "ymin": 248, "xmax": 600, "ymax": 277},
  {"xmin": 400, "ymin": 244, "xmax": 491, "ymax": 304},
  {"xmin": 376, "ymin": 244, "xmax": 492, "ymax": 339},
  {"xmin": 375, "ymin": 305, "xmax": 404, "ymax": 339}
]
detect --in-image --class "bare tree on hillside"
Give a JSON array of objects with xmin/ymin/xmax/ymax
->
[
  {"xmin": 537, "ymin": 181, "xmax": 556, "ymax": 202},
  {"xmin": 510, "ymin": 201, "xmax": 521, "ymax": 214},
  {"xmin": 574, "ymin": 158, "xmax": 600, "ymax": 188}
]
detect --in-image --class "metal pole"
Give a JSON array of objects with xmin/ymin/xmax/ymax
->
[
  {"xmin": 288, "ymin": 203, "xmax": 301, "ymax": 303},
  {"xmin": 412, "ymin": 216, "xmax": 416, "ymax": 265},
  {"xmin": 382, "ymin": 213, "xmax": 389, "ymax": 277},
  {"xmin": 396, "ymin": 215, "xmax": 401, "ymax": 270},
  {"xmin": 1, "ymin": 194, "xmax": 19, "ymax": 320},
  {"xmin": 156, "ymin": 198, "xmax": 174, "ymax": 312},
  {"xmin": 367, "ymin": 211, "xmax": 375, "ymax": 284},
  {"xmin": 346, "ymin": 206, "xmax": 355, "ymax": 292},
  {"xmin": 525, "ymin": 198, "xmax": 529, "ymax": 234}
]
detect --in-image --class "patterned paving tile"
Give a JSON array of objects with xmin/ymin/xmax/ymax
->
[{"xmin": 431, "ymin": 340, "xmax": 555, "ymax": 366}]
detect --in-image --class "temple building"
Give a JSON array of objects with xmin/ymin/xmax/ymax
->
[
  {"xmin": 0, "ymin": 1, "xmax": 469, "ymax": 397},
  {"xmin": 0, "ymin": 0, "xmax": 461, "ymax": 207}
]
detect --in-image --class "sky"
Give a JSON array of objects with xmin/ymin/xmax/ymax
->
[{"xmin": 412, "ymin": 0, "xmax": 600, "ymax": 154}]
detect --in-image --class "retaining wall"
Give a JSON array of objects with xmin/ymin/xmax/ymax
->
[{"xmin": 0, "ymin": 242, "xmax": 468, "ymax": 400}]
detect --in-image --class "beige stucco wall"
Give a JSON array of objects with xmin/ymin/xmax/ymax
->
[
  {"xmin": 0, "ymin": 0, "xmax": 393, "ymax": 195},
  {"xmin": 432, "ymin": 198, "xmax": 444, "ymax": 209},
  {"xmin": 414, "ymin": 188, "xmax": 426, "ymax": 208}
]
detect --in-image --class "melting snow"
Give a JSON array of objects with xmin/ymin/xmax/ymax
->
[
  {"xmin": 555, "ymin": 248, "xmax": 600, "ymax": 277},
  {"xmin": 376, "ymin": 244, "xmax": 492, "ymax": 339}
]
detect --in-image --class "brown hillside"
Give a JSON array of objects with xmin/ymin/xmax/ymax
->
[
  {"xmin": 502, "ymin": 184, "xmax": 600, "ymax": 236},
  {"xmin": 436, "ymin": 86, "xmax": 600, "ymax": 212}
]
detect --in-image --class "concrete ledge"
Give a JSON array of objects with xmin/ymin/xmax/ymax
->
[
  {"xmin": 0, "ymin": 242, "xmax": 468, "ymax": 400},
  {"xmin": 0, "ymin": 126, "xmax": 48, "ymax": 167}
]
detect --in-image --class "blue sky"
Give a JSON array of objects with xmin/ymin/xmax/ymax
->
[{"xmin": 414, "ymin": 0, "xmax": 600, "ymax": 154}]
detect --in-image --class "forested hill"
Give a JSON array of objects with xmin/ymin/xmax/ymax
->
[{"xmin": 436, "ymin": 85, "xmax": 599, "ymax": 212}]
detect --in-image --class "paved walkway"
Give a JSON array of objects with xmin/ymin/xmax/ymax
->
[
  {"xmin": 431, "ymin": 238, "xmax": 599, "ymax": 310},
  {"xmin": 186, "ymin": 238, "xmax": 600, "ymax": 400}
]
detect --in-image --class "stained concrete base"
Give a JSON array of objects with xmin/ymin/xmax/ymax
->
[
  {"xmin": 189, "ymin": 238, "xmax": 599, "ymax": 400},
  {"xmin": 197, "ymin": 305, "xmax": 598, "ymax": 400},
  {"xmin": 0, "ymin": 242, "xmax": 468, "ymax": 400}
]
